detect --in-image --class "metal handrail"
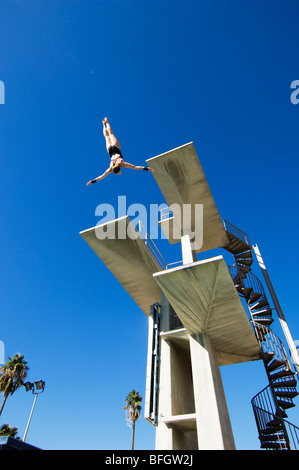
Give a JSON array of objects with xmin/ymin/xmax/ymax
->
[
  {"xmin": 251, "ymin": 321, "xmax": 292, "ymax": 372},
  {"xmin": 227, "ymin": 266, "xmax": 291, "ymax": 372},
  {"xmin": 251, "ymin": 385, "xmax": 299, "ymax": 450},
  {"xmin": 228, "ymin": 265, "xmax": 266, "ymax": 300},
  {"xmin": 227, "ymin": 250, "xmax": 299, "ymax": 449},
  {"xmin": 252, "ymin": 384, "xmax": 280, "ymax": 419},
  {"xmin": 138, "ymin": 221, "xmax": 182, "ymax": 271},
  {"xmin": 138, "ymin": 221, "xmax": 167, "ymax": 270},
  {"xmin": 160, "ymin": 207, "xmax": 173, "ymax": 221},
  {"xmin": 222, "ymin": 218, "xmax": 251, "ymax": 246}
]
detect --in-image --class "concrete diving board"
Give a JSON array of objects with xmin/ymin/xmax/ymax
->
[
  {"xmin": 146, "ymin": 143, "xmax": 228, "ymax": 253},
  {"xmin": 153, "ymin": 256, "xmax": 261, "ymax": 366},
  {"xmin": 80, "ymin": 216, "xmax": 162, "ymax": 316}
]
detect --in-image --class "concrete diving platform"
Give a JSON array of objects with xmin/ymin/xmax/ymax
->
[
  {"xmin": 153, "ymin": 256, "xmax": 261, "ymax": 366},
  {"xmin": 80, "ymin": 216, "xmax": 162, "ymax": 316},
  {"xmin": 146, "ymin": 142, "xmax": 229, "ymax": 254}
]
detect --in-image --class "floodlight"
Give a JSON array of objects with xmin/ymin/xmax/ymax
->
[
  {"xmin": 34, "ymin": 380, "xmax": 45, "ymax": 391},
  {"xmin": 23, "ymin": 379, "xmax": 46, "ymax": 442},
  {"xmin": 24, "ymin": 381, "xmax": 34, "ymax": 392}
]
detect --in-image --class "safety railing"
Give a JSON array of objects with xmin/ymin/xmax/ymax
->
[
  {"xmin": 251, "ymin": 322, "xmax": 292, "ymax": 370},
  {"xmin": 138, "ymin": 221, "xmax": 167, "ymax": 270},
  {"xmin": 138, "ymin": 221, "xmax": 182, "ymax": 270},
  {"xmin": 252, "ymin": 385, "xmax": 299, "ymax": 450},
  {"xmin": 228, "ymin": 265, "xmax": 266, "ymax": 301},
  {"xmin": 160, "ymin": 206, "xmax": 173, "ymax": 221},
  {"xmin": 222, "ymin": 218, "xmax": 251, "ymax": 247}
]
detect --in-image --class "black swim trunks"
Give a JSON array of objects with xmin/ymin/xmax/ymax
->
[{"xmin": 108, "ymin": 146, "xmax": 123, "ymax": 159}]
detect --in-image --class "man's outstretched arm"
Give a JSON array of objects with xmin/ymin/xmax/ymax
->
[
  {"xmin": 87, "ymin": 168, "xmax": 112, "ymax": 185},
  {"xmin": 122, "ymin": 162, "xmax": 154, "ymax": 172}
]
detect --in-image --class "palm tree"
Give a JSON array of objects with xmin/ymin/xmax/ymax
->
[
  {"xmin": 0, "ymin": 423, "xmax": 20, "ymax": 439},
  {"xmin": 0, "ymin": 354, "xmax": 29, "ymax": 416},
  {"xmin": 123, "ymin": 390, "xmax": 142, "ymax": 450}
]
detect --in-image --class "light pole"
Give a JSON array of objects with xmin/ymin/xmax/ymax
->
[{"xmin": 23, "ymin": 380, "xmax": 45, "ymax": 442}]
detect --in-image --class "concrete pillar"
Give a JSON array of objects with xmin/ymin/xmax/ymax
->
[
  {"xmin": 155, "ymin": 337, "xmax": 174, "ymax": 450},
  {"xmin": 154, "ymin": 296, "xmax": 235, "ymax": 450},
  {"xmin": 181, "ymin": 234, "xmax": 197, "ymax": 265},
  {"xmin": 189, "ymin": 333, "xmax": 235, "ymax": 450}
]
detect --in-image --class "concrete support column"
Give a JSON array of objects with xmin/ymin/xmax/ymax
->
[
  {"xmin": 181, "ymin": 234, "xmax": 197, "ymax": 265},
  {"xmin": 189, "ymin": 333, "xmax": 235, "ymax": 450},
  {"xmin": 155, "ymin": 337, "xmax": 173, "ymax": 450}
]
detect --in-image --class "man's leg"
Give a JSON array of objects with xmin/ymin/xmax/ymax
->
[
  {"xmin": 103, "ymin": 118, "xmax": 112, "ymax": 150},
  {"xmin": 102, "ymin": 118, "xmax": 121, "ymax": 150}
]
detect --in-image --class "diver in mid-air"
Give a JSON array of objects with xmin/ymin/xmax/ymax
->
[{"xmin": 87, "ymin": 117, "xmax": 154, "ymax": 185}]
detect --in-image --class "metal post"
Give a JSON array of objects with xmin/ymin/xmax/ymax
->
[
  {"xmin": 144, "ymin": 303, "xmax": 161, "ymax": 425},
  {"xmin": 253, "ymin": 244, "xmax": 299, "ymax": 373},
  {"xmin": 23, "ymin": 393, "xmax": 38, "ymax": 442}
]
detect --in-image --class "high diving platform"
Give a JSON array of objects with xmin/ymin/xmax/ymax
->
[
  {"xmin": 80, "ymin": 142, "xmax": 262, "ymax": 450},
  {"xmin": 80, "ymin": 216, "xmax": 162, "ymax": 316},
  {"xmin": 153, "ymin": 257, "xmax": 261, "ymax": 366},
  {"xmin": 146, "ymin": 142, "xmax": 228, "ymax": 253}
]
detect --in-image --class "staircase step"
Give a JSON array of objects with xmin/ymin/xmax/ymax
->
[
  {"xmin": 267, "ymin": 417, "xmax": 286, "ymax": 428},
  {"xmin": 277, "ymin": 399, "xmax": 296, "ymax": 410},
  {"xmin": 235, "ymin": 251, "xmax": 252, "ymax": 260},
  {"xmin": 267, "ymin": 359, "xmax": 286, "ymax": 372},
  {"xmin": 259, "ymin": 433, "xmax": 285, "ymax": 442},
  {"xmin": 251, "ymin": 308, "xmax": 273, "ymax": 318},
  {"xmin": 272, "ymin": 378, "xmax": 297, "ymax": 388},
  {"xmin": 270, "ymin": 369, "xmax": 295, "ymax": 381},
  {"xmin": 254, "ymin": 318, "xmax": 274, "ymax": 327},
  {"xmin": 236, "ymin": 286, "xmax": 253, "ymax": 299},
  {"xmin": 275, "ymin": 390, "xmax": 299, "ymax": 399},
  {"xmin": 225, "ymin": 236, "xmax": 252, "ymax": 255},
  {"xmin": 239, "ymin": 265, "xmax": 252, "ymax": 274},
  {"xmin": 262, "ymin": 352, "xmax": 275, "ymax": 365},
  {"xmin": 276, "ymin": 408, "xmax": 288, "ymax": 418},
  {"xmin": 260, "ymin": 441, "xmax": 288, "ymax": 449},
  {"xmin": 261, "ymin": 424, "xmax": 284, "ymax": 435},
  {"xmin": 233, "ymin": 271, "xmax": 247, "ymax": 282},
  {"xmin": 248, "ymin": 292, "xmax": 263, "ymax": 304},
  {"xmin": 236, "ymin": 259, "xmax": 253, "ymax": 268},
  {"xmin": 250, "ymin": 298, "xmax": 270, "ymax": 310}
]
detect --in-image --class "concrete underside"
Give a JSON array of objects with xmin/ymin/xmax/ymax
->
[
  {"xmin": 80, "ymin": 216, "xmax": 162, "ymax": 316},
  {"xmin": 146, "ymin": 142, "xmax": 228, "ymax": 253},
  {"xmin": 153, "ymin": 256, "xmax": 261, "ymax": 366}
]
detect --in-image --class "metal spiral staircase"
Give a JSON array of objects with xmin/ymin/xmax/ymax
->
[{"xmin": 222, "ymin": 219, "xmax": 299, "ymax": 450}]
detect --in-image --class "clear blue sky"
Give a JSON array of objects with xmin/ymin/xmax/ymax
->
[{"xmin": 0, "ymin": 0, "xmax": 298, "ymax": 450}]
